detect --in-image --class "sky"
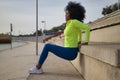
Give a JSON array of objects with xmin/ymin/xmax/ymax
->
[{"xmin": 0, "ymin": 0, "xmax": 118, "ymax": 35}]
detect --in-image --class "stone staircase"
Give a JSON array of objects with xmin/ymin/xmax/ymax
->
[{"xmin": 47, "ymin": 10, "xmax": 120, "ymax": 80}]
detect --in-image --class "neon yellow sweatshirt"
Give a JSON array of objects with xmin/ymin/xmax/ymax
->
[{"xmin": 64, "ymin": 19, "xmax": 90, "ymax": 48}]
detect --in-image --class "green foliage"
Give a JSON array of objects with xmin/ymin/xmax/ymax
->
[
  {"xmin": 102, "ymin": 2, "xmax": 120, "ymax": 16},
  {"xmin": 112, "ymin": 3, "xmax": 119, "ymax": 11},
  {"xmin": 43, "ymin": 23, "xmax": 65, "ymax": 34},
  {"xmin": 33, "ymin": 28, "xmax": 42, "ymax": 36}
]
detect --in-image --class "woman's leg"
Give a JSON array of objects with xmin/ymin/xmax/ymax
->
[{"xmin": 36, "ymin": 43, "xmax": 78, "ymax": 69}]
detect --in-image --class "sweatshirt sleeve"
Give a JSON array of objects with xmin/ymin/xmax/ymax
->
[{"xmin": 74, "ymin": 20, "xmax": 90, "ymax": 43}]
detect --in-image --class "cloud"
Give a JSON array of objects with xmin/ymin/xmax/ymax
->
[{"xmin": 0, "ymin": 0, "xmax": 118, "ymax": 35}]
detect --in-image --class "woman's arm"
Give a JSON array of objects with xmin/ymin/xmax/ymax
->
[{"xmin": 74, "ymin": 20, "xmax": 90, "ymax": 43}]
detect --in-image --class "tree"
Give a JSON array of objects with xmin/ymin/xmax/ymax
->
[
  {"xmin": 102, "ymin": 2, "xmax": 120, "ymax": 16},
  {"xmin": 33, "ymin": 28, "xmax": 42, "ymax": 36},
  {"xmin": 112, "ymin": 3, "xmax": 119, "ymax": 11},
  {"xmin": 32, "ymin": 23, "xmax": 65, "ymax": 36}
]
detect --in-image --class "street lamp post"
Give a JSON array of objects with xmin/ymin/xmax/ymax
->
[{"xmin": 36, "ymin": 0, "xmax": 38, "ymax": 55}]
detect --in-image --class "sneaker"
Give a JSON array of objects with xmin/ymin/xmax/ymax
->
[{"xmin": 29, "ymin": 66, "xmax": 43, "ymax": 74}]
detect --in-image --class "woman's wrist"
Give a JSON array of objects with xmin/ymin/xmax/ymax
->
[
  {"xmin": 83, "ymin": 42, "xmax": 88, "ymax": 45},
  {"xmin": 81, "ymin": 42, "xmax": 88, "ymax": 45},
  {"xmin": 79, "ymin": 42, "xmax": 88, "ymax": 48}
]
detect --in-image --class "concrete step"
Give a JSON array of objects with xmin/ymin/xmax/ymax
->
[
  {"xmin": 88, "ymin": 10, "xmax": 120, "ymax": 29},
  {"xmin": 71, "ymin": 42, "xmax": 120, "ymax": 80},
  {"xmin": 82, "ymin": 24, "xmax": 120, "ymax": 43},
  {"xmin": 81, "ymin": 42, "xmax": 120, "ymax": 67}
]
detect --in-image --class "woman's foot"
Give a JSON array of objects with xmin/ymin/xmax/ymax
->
[{"xmin": 29, "ymin": 66, "xmax": 43, "ymax": 74}]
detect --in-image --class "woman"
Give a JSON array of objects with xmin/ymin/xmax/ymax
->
[{"xmin": 29, "ymin": 1, "xmax": 90, "ymax": 74}]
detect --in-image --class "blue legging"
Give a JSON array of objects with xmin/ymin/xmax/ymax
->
[{"xmin": 38, "ymin": 43, "xmax": 78, "ymax": 65}]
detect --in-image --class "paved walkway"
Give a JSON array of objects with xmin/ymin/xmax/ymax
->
[{"xmin": 0, "ymin": 42, "xmax": 84, "ymax": 80}]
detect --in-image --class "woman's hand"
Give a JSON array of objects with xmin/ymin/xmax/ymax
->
[{"xmin": 79, "ymin": 42, "xmax": 88, "ymax": 48}]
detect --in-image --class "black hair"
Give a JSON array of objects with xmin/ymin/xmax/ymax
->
[{"xmin": 65, "ymin": 1, "xmax": 86, "ymax": 22}]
